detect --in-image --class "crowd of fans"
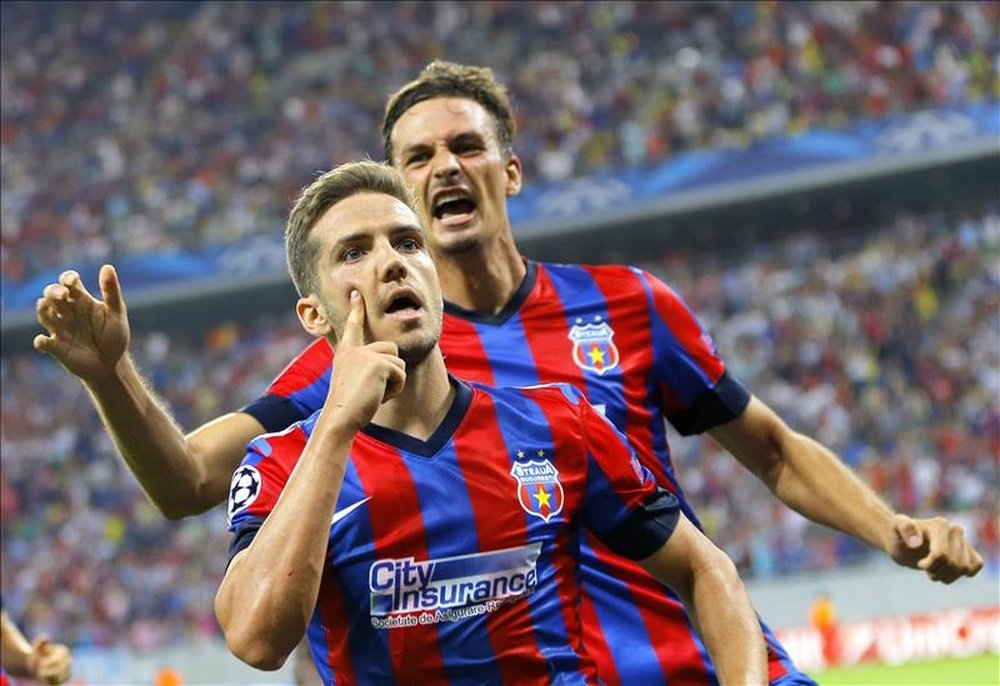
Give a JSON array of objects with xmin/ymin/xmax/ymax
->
[
  {"xmin": 2, "ymin": 207, "xmax": 997, "ymax": 650},
  {"xmin": 3, "ymin": 1, "xmax": 997, "ymax": 282}
]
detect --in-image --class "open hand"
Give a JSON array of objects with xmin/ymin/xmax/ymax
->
[{"xmin": 34, "ymin": 264, "xmax": 130, "ymax": 382}]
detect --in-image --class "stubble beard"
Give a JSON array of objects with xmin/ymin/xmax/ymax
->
[
  {"xmin": 398, "ymin": 299, "xmax": 444, "ymax": 368},
  {"xmin": 397, "ymin": 335, "xmax": 437, "ymax": 368},
  {"xmin": 433, "ymin": 233, "xmax": 482, "ymax": 256}
]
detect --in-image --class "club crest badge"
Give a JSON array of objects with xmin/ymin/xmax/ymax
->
[
  {"xmin": 510, "ymin": 454, "xmax": 565, "ymax": 523},
  {"xmin": 568, "ymin": 318, "xmax": 620, "ymax": 375}
]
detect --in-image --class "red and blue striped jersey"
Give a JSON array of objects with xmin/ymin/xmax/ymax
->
[
  {"xmin": 229, "ymin": 380, "xmax": 680, "ymax": 685},
  {"xmin": 244, "ymin": 261, "xmax": 812, "ymax": 685}
]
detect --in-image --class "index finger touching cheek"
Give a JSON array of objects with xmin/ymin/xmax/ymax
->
[{"xmin": 339, "ymin": 290, "xmax": 366, "ymax": 348}]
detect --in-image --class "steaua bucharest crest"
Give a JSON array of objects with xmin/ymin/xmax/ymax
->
[
  {"xmin": 510, "ymin": 453, "xmax": 565, "ymax": 523},
  {"xmin": 568, "ymin": 318, "xmax": 620, "ymax": 375}
]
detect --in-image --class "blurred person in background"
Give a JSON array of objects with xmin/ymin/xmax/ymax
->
[
  {"xmin": 808, "ymin": 592, "xmax": 841, "ymax": 667},
  {"xmin": 1, "ymin": 604, "xmax": 72, "ymax": 685},
  {"xmin": 34, "ymin": 61, "xmax": 983, "ymax": 684}
]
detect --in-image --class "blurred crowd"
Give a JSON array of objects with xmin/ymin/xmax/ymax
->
[
  {"xmin": 2, "ymin": 207, "xmax": 997, "ymax": 650},
  {"xmin": 654, "ymin": 209, "xmax": 999, "ymax": 578},
  {"xmin": 3, "ymin": 1, "xmax": 997, "ymax": 281}
]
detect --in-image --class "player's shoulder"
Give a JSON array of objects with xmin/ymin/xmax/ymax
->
[
  {"xmin": 538, "ymin": 259, "xmax": 657, "ymax": 292},
  {"xmin": 472, "ymin": 379, "xmax": 586, "ymax": 411},
  {"xmin": 228, "ymin": 416, "xmax": 317, "ymax": 525},
  {"xmin": 297, "ymin": 337, "xmax": 335, "ymax": 365},
  {"xmin": 244, "ymin": 412, "xmax": 316, "ymax": 473}
]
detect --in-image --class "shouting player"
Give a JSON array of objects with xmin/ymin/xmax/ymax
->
[
  {"xmin": 35, "ymin": 62, "xmax": 983, "ymax": 684},
  {"xmin": 215, "ymin": 160, "xmax": 767, "ymax": 682}
]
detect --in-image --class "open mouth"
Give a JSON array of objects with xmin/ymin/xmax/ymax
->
[
  {"xmin": 432, "ymin": 190, "xmax": 477, "ymax": 225},
  {"xmin": 433, "ymin": 197, "xmax": 477, "ymax": 219},
  {"xmin": 385, "ymin": 294, "xmax": 422, "ymax": 315}
]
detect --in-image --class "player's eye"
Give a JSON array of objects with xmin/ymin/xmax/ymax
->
[
  {"xmin": 405, "ymin": 151, "xmax": 430, "ymax": 167},
  {"xmin": 342, "ymin": 247, "xmax": 363, "ymax": 262},
  {"xmin": 398, "ymin": 238, "xmax": 421, "ymax": 252}
]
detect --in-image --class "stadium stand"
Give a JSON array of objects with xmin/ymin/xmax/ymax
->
[{"xmin": 2, "ymin": 1, "xmax": 996, "ymax": 280}]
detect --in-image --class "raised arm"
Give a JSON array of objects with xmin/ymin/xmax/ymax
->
[
  {"xmin": 34, "ymin": 265, "xmax": 263, "ymax": 518},
  {"xmin": 710, "ymin": 396, "xmax": 983, "ymax": 583},
  {"xmin": 639, "ymin": 515, "xmax": 767, "ymax": 685},
  {"xmin": 1, "ymin": 610, "xmax": 72, "ymax": 684},
  {"xmin": 216, "ymin": 291, "xmax": 406, "ymax": 670}
]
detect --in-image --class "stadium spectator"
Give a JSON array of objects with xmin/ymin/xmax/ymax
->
[{"xmin": 2, "ymin": 1, "xmax": 996, "ymax": 282}]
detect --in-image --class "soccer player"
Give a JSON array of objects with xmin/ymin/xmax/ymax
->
[
  {"xmin": 0, "ymin": 604, "xmax": 72, "ymax": 685},
  {"xmin": 215, "ymin": 160, "xmax": 767, "ymax": 683},
  {"xmin": 34, "ymin": 62, "xmax": 983, "ymax": 684}
]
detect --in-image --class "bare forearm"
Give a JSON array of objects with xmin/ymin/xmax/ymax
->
[
  {"xmin": 683, "ymin": 558, "xmax": 767, "ymax": 685},
  {"xmin": 217, "ymin": 414, "xmax": 354, "ymax": 670},
  {"xmin": 84, "ymin": 354, "xmax": 235, "ymax": 517},
  {"xmin": 712, "ymin": 399, "xmax": 896, "ymax": 554},
  {"xmin": 716, "ymin": 399, "xmax": 983, "ymax": 581},
  {"xmin": 1, "ymin": 612, "xmax": 33, "ymax": 676},
  {"xmin": 641, "ymin": 520, "xmax": 767, "ymax": 684},
  {"xmin": 768, "ymin": 431, "xmax": 894, "ymax": 553}
]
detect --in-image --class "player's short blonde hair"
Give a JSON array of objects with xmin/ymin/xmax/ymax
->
[{"xmin": 285, "ymin": 160, "xmax": 418, "ymax": 297}]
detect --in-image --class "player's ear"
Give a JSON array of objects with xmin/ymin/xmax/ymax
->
[
  {"xmin": 297, "ymin": 294, "xmax": 333, "ymax": 338},
  {"xmin": 505, "ymin": 153, "xmax": 522, "ymax": 197}
]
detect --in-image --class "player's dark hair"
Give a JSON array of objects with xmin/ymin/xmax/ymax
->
[
  {"xmin": 382, "ymin": 60, "xmax": 516, "ymax": 163},
  {"xmin": 285, "ymin": 160, "xmax": 417, "ymax": 297}
]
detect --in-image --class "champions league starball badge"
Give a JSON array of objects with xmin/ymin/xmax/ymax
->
[{"xmin": 227, "ymin": 464, "xmax": 262, "ymax": 522}]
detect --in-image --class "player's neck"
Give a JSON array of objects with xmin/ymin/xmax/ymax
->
[
  {"xmin": 371, "ymin": 349, "xmax": 454, "ymax": 442},
  {"xmin": 435, "ymin": 233, "xmax": 526, "ymax": 315}
]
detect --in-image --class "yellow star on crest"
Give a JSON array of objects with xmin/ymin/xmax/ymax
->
[
  {"xmin": 516, "ymin": 450, "xmax": 525, "ymax": 458},
  {"xmin": 588, "ymin": 346, "xmax": 606, "ymax": 365},
  {"xmin": 536, "ymin": 449, "xmax": 545, "ymax": 457},
  {"xmin": 533, "ymin": 486, "xmax": 552, "ymax": 508}
]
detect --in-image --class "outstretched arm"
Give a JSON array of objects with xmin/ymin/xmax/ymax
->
[
  {"xmin": 640, "ymin": 515, "xmax": 767, "ymax": 685},
  {"xmin": 1, "ymin": 610, "xmax": 72, "ymax": 684},
  {"xmin": 710, "ymin": 396, "xmax": 983, "ymax": 583},
  {"xmin": 34, "ymin": 265, "xmax": 262, "ymax": 518}
]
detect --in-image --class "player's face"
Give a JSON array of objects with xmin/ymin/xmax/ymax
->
[
  {"xmin": 390, "ymin": 97, "xmax": 522, "ymax": 256},
  {"xmin": 309, "ymin": 192, "xmax": 443, "ymax": 366}
]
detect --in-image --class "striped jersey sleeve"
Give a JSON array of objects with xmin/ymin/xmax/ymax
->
[
  {"xmin": 241, "ymin": 339, "xmax": 333, "ymax": 433},
  {"xmin": 637, "ymin": 268, "xmax": 750, "ymax": 435},
  {"xmin": 226, "ymin": 420, "xmax": 311, "ymax": 563},
  {"xmin": 555, "ymin": 385, "xmax": 680, "ymax": 560}
]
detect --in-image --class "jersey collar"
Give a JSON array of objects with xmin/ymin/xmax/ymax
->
[
  {"xmin": 442, "ymin": 260, "xmax": 537, "ymax": 326},
  {"xmin": 360, "ymin": 375, "xmax": 473, "ymax": 458}
]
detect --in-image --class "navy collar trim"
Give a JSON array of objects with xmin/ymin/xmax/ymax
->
[
  {"xmin": 360, "ymin": 376, "xmax": 473, "ymax": 458},
  {"xmin": 442, "ymin": 260, "xmax": 537, "ymax": 326}
]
